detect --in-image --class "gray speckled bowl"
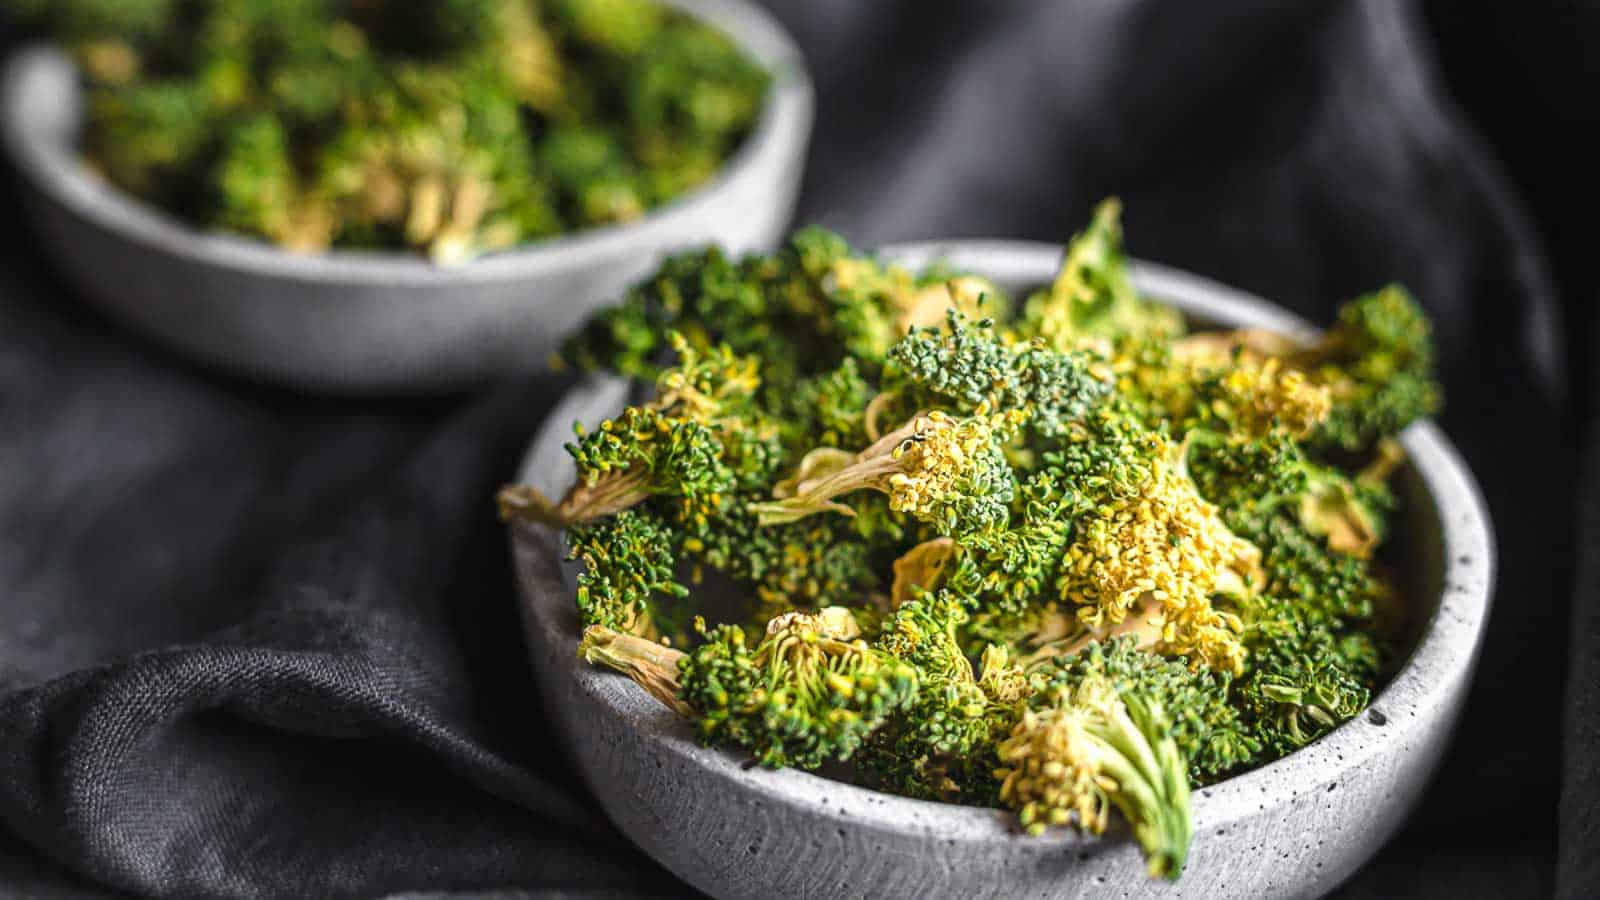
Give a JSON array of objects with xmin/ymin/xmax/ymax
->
[
  {"xmin": 0, "ymin": 0, "xmax": 811, "ymax": 393},
  {"xmin": 509, "ymin": 242, "xmax": 1494, "ymax": 900}
]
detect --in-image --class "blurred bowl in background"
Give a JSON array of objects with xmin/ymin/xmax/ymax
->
[
  {"xmin": 0, "ymin": 0, "xmax": 812, "ymax": 394},
  {"xmin": 508, "ymin": 242, "xmax": 1496, "ymax": 900}
]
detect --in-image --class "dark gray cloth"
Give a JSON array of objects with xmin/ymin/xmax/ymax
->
[{"xmin": 0, "ymin": 1, "xmax": 1587, "ymax": 897}]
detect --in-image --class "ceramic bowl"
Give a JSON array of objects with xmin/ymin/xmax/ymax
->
[
  {"xmin": 0, "ymin": 0, "xmax": 812, "ymax": 393},
  {"xmin": 508, "ymin": 241, "xmax": 1494, "ymax": 899}
]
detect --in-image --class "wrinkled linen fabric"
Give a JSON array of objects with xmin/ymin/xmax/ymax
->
[{"xmin": 0, "ymin": 1, "xmax": 1586, "ymax": 897}]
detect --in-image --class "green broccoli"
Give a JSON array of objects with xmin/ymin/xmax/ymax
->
[
  {"xmin": 582, "ymin": 608, "xmax": 920, "ymax": 769},
  {"xmin": 785, "ymin": 358, "xmax": 876, "ymax": 451},
  {"xmin": 996, "ymin": 674, "xmax": 1192, "ymax": 880},
  {"xmin": 887, "ymin": 310, "xmax": 1111, "ymax": 438},
  {"xmin": 498, "ymin": 406, "xmax": 732, "ymax": 528},
  {"xmin": 11, "ymin": 0, "xmax": 770, "ymax": 260},
  {"xmin": 514, "ymin": 204, "xmax": 1441, "ymax": 884},
  {"xmin": 1234, "ymin": 600, "xmax": 1375, "ymax": 754},
  {"xmin": 1033, "ymin": 637, "xmax": 1259, "ymax": 782},
  {"xmin": 1168, "ymin": 286, "xmax": 1440, "ymax": 452},
  {"xmin": 566, "ymin": 508, "xmax": 688, "ymax": 637},
  {"xmin": 502, "ymin": 336, "xmax": 768, "ymax": 527},
  {"xmin": 862, "ymin": 593, "xmax": 1025, "ymax": 802},
  {"xmin": 750, "ymin": 410, "xmax": 1023, "ymax": 541},
  {"xmin": 1307, "ymin": 285, "xmax": 1440, "ymax": 452},
  {"xmin": 1019, "ymin": 198, "xmax": 1185, "ymax": 353},
  {"xmin": 679, "ymin": 500, "xmax": 882, "ymax": 611}
]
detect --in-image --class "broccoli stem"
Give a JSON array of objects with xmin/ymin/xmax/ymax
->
[
  {"xmin": 498, "ymin": 468, "xmax": 657, "ymax": 528},
  {"xmin": 578, "ymin": 625, "xmax": 691, "ymax": 716}
]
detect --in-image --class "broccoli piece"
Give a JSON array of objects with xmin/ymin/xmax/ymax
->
[
  {"xmin": 498, "ymin": 406, "xmax": 733, "ymax": 527},
  {"xmin": 1034, "ymin": 638, "xmax": 1258, "ymax": 782},
  {"xmin": 1176, "ymin": 286, "xmax": 1440, "ymax": 453},
  {"xmin": 785, "ymin": 358, "xmax": 876, "ymax": 451},
  {"xmin": 501, "ymin": 336, "xmax": 766, "ymax": 526},
  {"xmin": 997, "ymin": 674, "xmax": 1192, "ymax": 880},
  {"xmin": 585, "ymin": 608, "xmax": 918, "ymax": 769},
  {"xmin": 559, "ymin": 244, "xmax": 788, "ymax": 379},
  {"xmin": 1186, "ymin": 430, "xmax": 1401, "ymax": 570},
  {"xmin": 550, "ymin": 0, "xmax": 666, "ymax": 58},
  {"xmin": 887, "ymin": 310, "xmax": 1111, "ymax": 438},
  {"xmin": 1185, "ymin": 432, "xmax": 1396, "ymax": 753},
  {"xmin": 578, "ymin": 625, "xmax": 692, "ymax": 714},
  {"xmin": 751, "ymin": 410, "xmax": 1023, "ymax": 541},
  {"xmin": 538, "ymin": 123, "xmax": 647, "ymax": 227},
  {"xmin": 1020, "ymin": 198, "xmax": 1184, "ymax": 353},
  {"xmin": 680, "ymin": 500, "xmax": 882, "ymax": 610},
  {"xmin": 565, "ymin": 508, "xmax": 688, "ymax": 636},
  {"xmin": 756, "ymin": 227, "xmax": 992, "ymax": 368},
  {"xmin": 1051, "ymin": 408, "xmax": 1260, "ymax": 674},
  {"xmin": 810, "ymin": 250, "xmax": 938, "ymax": 365},
  {"xmin": 623, "ymin": 15, "xmax": 769, "ymax": 190},
  {"xmin": 1234, "ymin": 603, "xmax": 1374, "ymax": 755},
  {"xmin": 1190, "ymin": 358, "xmax": 1333, "ymax": 441},
  {"xmin": 863, "ymin": 593, "xmax": 1025, "ymax": 802},
  {"xmin": 214, "ymin": 113, "xmax": 333, "ymax": 253},
  {"xmin": 940, "ymin": 472, "xmax": 1076, "ymax": 617},
  {"xmin": 650, "ymin": 333, "xmax": 762, "ymax": 425},
  {"xmin": 1307, "ymin": 285, "xmax": 1440, "ymax": 452},
  {"xmin": 85, "ymin": 80, "xmax": 214, "ymax": 202}
]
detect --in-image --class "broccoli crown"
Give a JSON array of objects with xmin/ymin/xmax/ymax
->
[
  {"xmin": 861, "ymin": 593, "xmax": 1021, "ymax": 802},
  {"xmin": 514, "ymin": 201, "xmax": 1440, "ymax": 883},
  {"xmin": 1234, "ymin": 607, "xmax": 1374, "ymax": 755},
  {"xmin": 1019, "ymin": 199, "xmax": 1185, "ymax": 352},
  {"xmin": 997, "ymin": 675, "xmax": 1193, "ymax": 880},
  {"xmin": 678, "ymin": 611, "xmax": 920, "ymax": 769},
  {"xmin": 564, "ymin": 245, "xmax": 778, "ymax": 377},
  {"xmin": 1184, "ymin": 428, "xmax": 1394, "ymax": 757},
  {"xmin": 751, "ymin": 411, "xmax": 1021, "ymax": 541},
  {"xmin": 1307, "ymin": 285, "xmax": 1441, "ymax": 451},
  {"xmin": 786, "ymin": 358, "xmax": 876, "ymax": 451},
  {"xmin": 568, "ymin": 508, "xmax": 687, "ymax": 635},
  {"xmin": 1035, "ymin": 638, "xmax": 1258, "ymax": 781},
  {"xmin": 1194, "ymin": 358, "xmax": 1333, "ymax": 441},
  {"xmin": 562, "ymin": 406, "xmax": 733, "ymax": 525},
  {"xmin": 943, "ymin": 472, "xmax": 1077, "ymax": 616},
  {"xmin": 888, "ymin": 311, "xmax": 1110, "ymax": 438},
  {"xmin": 1053, "ymin": 418, "xmax": 1259, "ymax": 675},
  {"xmin": 1186, "ymin": 434, "xmax": 1392, "ymax": 621},
  {"xmin": 681, "ymin": 500, "xmax": 881, "ymax": 610}
]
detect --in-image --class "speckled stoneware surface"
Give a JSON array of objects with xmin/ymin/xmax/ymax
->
[
  {"xmin": 509, "ymin": 243, "xmax": 1495, "ymax": 900},
  {"xmin": 0, "ymin": 0, "xmax": 812, "ymax": 393}
]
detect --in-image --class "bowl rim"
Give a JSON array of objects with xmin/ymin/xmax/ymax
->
[
  {"xmin": 511, "ymin": 240, "xmax": 1496, "ymax": 844},
  {"xmin": 0, "ymin": 0, "xmax": 813, "ymax": 287}
]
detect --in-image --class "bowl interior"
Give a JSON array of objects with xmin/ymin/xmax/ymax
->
[{"xmin": 512, "ymin": 241, "xmax": 1494, "ymax": 843}]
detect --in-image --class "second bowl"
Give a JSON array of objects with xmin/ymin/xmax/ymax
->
[{"xmin": 0, "ymin": 0, "xmax": 813, "ymax": 393}]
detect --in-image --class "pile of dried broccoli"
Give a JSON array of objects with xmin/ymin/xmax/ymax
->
[
  {"xmin": 9, "ymin": 0, "xmax": 769, "ymax": 261},
  {"xmin": 501, "ymin": 200, "xmax": 1439, "ymax": 879}
]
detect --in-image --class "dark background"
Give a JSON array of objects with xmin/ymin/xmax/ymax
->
[{"xmin": 1, "ymin": 1, "xmax": 1594, "ymax": 897}]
